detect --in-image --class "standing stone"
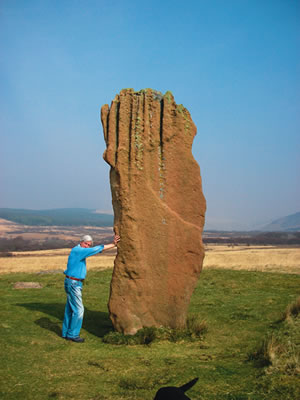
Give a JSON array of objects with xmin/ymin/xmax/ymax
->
[{"xmin": 101, "ymin": 89, "xmax": 206, "ymax": 334}]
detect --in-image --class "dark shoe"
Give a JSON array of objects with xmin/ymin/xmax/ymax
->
[{"xmin": 66, "ymin": 337, "xmax": 85, "ymax": 343}]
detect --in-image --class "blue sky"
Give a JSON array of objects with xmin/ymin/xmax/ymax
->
[{"xmin": 1, "ymin": 0, "xmax": 299, "ymax": 230}]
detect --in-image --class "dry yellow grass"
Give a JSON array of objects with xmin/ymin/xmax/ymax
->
[
  {"xmin": 203, "ymin": 245, "xmax": 300, "ymax": 274},
  {"xmin": 0, "ymin": 248, "xmax": 116, "ymax": 274},
  {"xmin": 0, "ymin": 245, "xmax": 299, "ymax": 275}
]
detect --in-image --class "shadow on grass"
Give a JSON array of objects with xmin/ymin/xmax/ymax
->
[{"xmin": 16, "ymin": 302, "xmax": 113, "ymax": 338}]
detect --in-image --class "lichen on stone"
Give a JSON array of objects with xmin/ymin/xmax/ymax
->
[{"xmin": 164, "ymin": 91, "xmax": 174, "ymax": 104}]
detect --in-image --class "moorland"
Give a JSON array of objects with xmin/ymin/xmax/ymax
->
[
  {"xmin": 0, "ymin": 217, "xmax": 299, "ymax": 399},
  {"xmin": 1, "ymin": 263, "xmax": 299, "ymax": 399}
]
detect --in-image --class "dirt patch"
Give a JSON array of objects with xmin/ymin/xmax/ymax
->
[{"xmin": 14, "ymin": 282, "xmax": 43, "ymax": 289}]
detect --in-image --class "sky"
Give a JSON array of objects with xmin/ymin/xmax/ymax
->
[{"xmin": 0, "ymin": 0, "xmax": 299, "ymax": 230}]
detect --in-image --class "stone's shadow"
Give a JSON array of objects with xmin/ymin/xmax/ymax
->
[{"xmin": 16, "ymin": 302, "xmax": 113, "ymax": 338}]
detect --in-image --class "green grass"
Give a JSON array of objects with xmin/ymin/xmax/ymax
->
[{"xmin": 0, "ymin": 268, "xmax": 299, "ymax": 399}]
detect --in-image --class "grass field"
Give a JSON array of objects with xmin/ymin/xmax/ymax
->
[{"xmin": 0, "ymin": 249, "xmax": 300, "ymax": 399}]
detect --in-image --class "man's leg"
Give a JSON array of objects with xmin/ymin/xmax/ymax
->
[
  {"xmin": 62, "ymin": 278, "xmax": 72, "ymax": 338},
  {"xmin": 62, "ymin": 298, "xmax": 72, "ymax": 338},
  {"xmin": 65, "ymin": 281, "xmax": 84, "ymax": 339}
]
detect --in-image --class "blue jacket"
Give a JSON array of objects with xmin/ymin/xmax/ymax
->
[{"xmin": 64, "ymin": 244, "xmax": 104, "ymax": 280}]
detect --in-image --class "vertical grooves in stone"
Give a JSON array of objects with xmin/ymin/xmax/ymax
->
[
  {"xmin": 128, "ymin": 96, "xmax": 133, "ymax": 163},
  {"xmin": 134, "ymin": 95, "xmax": 142, "ymax": 170},
  {"xmin": 159, "ymin": 98, "xmax": 164, "ymax": 150},
  {"xmin": 134, "ymin": 96, "xmax": 138, "ymax": 166},
  {"xmin": 130, "ymin": 95, "xmax": 136, "ymax": 171},
  {"xmin": 115, "ymin": 102, "xmax": 120, "ymax": 165},
  {"xmin": 106, "ymin": 110, "xmax": 110, "ymax": 144},
  {"xmin": 128, "ymin": 94, "xmax": 133, "ymax": 189},
  {"xmin": 139, "ymin": 93, "xmax": 144, "ymax": 170},
  {"xmin": 143, "ymin": 91, "xmax": 146, "ymax": 138},
  {"xmin": 159, "ymin": 98, "xmax": 165, "ymax": 199}
]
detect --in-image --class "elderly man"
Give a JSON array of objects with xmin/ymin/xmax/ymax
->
[{"xmin": 62, "ymin": 234, "xmax": 120, "ymax": 342}]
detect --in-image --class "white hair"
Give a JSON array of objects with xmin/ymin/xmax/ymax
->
[{"xmin": 81, "ymin": 235, "xmax": 93, "ymax": 243}]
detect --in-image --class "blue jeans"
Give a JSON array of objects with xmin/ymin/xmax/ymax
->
[{"xmin": 62, "ymin": 278, "xmax": 84, "ymax": 339}]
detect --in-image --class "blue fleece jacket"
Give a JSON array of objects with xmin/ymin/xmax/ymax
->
[{"xmin": 64, "ymin": 244, "xmax": 104, "ymax": 280}]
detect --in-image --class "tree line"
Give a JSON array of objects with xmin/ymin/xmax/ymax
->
[
  {"xmin": 203, "ymin": 232, "xmax": 300, "ymax": 245},
  {"xmin": 0, "ymin": 208, "xmax": 113, "ymax": 226}
]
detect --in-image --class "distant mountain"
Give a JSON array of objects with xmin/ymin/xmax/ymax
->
[
  {"xmin": 0, "ymin": 208, "xmax": 113, "ymax": 227},
  {"xmin": 260, "ymin": 212, "xmax": 300, "ymax": 232}
]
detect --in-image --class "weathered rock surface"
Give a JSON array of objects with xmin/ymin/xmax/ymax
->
[{"xmin": 101, "ymin": 89, "xmax": 206, "ymax": 334}]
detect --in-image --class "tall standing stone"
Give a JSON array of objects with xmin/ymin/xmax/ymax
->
[{"xmin": 101, "ymin": 89, "xmax": 206, "ymax": 334}]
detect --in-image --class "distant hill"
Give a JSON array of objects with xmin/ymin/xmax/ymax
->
[
  {"xmin": 0, "ymin": 208, "xmax": 113, "ymax": 227},
  {"xmin": 261, "ymin": 212, "xmax": 300, "ymax": 232}
]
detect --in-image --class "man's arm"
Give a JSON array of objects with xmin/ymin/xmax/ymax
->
[
  {"xmin": 79, "ymin": 245, "xmax": 104, "ymax": 259},
  {"xmin": 102, "ymin": 234, "xmax": 120, "ymax": 252}
]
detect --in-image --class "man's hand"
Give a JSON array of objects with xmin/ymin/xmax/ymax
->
[
  {"xmin": 113, "ymin": 235, "xmax": 120, "ymax": 245},
  {"xmin": 103, "ymin": 235, "xmax": 120, "ymax": 252}
]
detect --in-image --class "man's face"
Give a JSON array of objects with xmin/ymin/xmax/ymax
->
[{"xmin": 80, "ymin": 241, "xmax": 92, "ymax": 248}]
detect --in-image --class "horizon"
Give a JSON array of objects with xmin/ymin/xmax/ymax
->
[
  {"xmin": 0, "ymin": 206, "xmax": 299, "ymax": 232},
  {"xmin": 1, "ymin": 1, "xmax": 299, "ymax": 231}
]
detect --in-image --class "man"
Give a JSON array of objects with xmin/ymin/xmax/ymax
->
[{"xmin": 62, "ymin": 234, "xmax": 120, "ymax": 342}]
